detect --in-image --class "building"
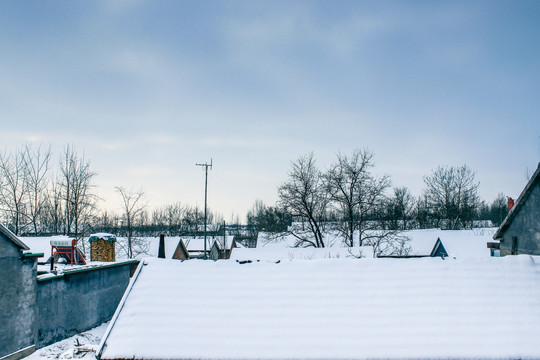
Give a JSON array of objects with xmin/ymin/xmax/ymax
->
[
  {"xmin": 0, "ymin": 224, "xmax": 137, "ymax": 360},
  {"xmin": 493, "ymin": 163, "xmax": 540, "ymax": 256},
  {"xmin": 171, "ymin": 239, "xmax": 190, "ymax": 261},
  {"xmin": 97, "ymin": 257, "xmax": 540, "ymax": 360},
  {"xmin": 0, "ymin": 223, "xmax": 41, "ymax": 360},
  {"xmin": 183, "ymin": 237, "xmax": 220, "ymax": 260}
]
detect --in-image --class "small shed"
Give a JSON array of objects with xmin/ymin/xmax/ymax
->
[
  {"xmin": 89, "ymin": 233, "xmax": 117, "ymax": 262},
  {"xmin": 171, "ymin": 239, "xmax": 189, "ymax": 261},
  {"xmin": 493, "ymin": 163, "xmax": 540, "ymax": 256},
  {"xmin": 430, "ymin": 238, "xmax": 448, "ymax": 258},
  {"xmin": 183, "ymin": 238, "xmax": 220, "ymax": 260},
  {"xmin": 218, "ymin": 235, "xmax": 237, "ymax": 259}
]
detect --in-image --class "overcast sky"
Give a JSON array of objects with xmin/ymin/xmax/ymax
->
[{"xmin": 1, "ymin": 1, "xmax": 539, "ymax": 220}]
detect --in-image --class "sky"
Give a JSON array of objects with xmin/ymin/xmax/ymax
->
[{"xmin": 0, "ymin": 1, "xmax": 539, "ymax": 221}]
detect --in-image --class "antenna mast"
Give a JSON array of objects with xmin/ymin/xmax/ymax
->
[{"xmin": 196, "ymin": 159, "xmax": 213, "ymax": 259}]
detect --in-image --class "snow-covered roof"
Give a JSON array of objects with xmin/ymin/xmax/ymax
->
[
  {"xmin": 145, "ymin": 236, "xmax": 188, "ymax": 259},
  {"xmin": 183, "ymin": 237, "xmax": 217, "ymax": 251},
  {"xmin": 89, "ymin": 233, "xmax": 117, "ymax": 242},
  {"xmin": 0, "ymin": 222, "xmax": 29, "ymax": 250},
  {"xmin": 494, "ymin": 162, "xmax": 540, "ymax": 240},
  {"xmin": 98, "ymin": 256, "xmax": 540, "ymax": 360}
]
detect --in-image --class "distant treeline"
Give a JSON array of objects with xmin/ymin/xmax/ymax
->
[{"xmin": 0, "ymin": 145, "xmax": 508, "ymax": 241}]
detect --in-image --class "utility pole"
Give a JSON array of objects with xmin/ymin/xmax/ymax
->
[{"xmin": 196, "ymin": 159, "xmax": 212, "ymax": 259}]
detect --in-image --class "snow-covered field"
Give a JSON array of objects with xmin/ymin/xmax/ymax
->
[{"xmin": 21, "ymin": 228, "xmax": 498, "ymax": 263}]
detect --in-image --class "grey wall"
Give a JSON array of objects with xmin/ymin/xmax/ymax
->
[
  {"xmin": 500, "ymin": 182, "xmax": 540, "ymax": 256},
  {"xmin": 36, "ymin": 262, "xmax": 134, "ymax": 348},
  {"xmin": 0, "ymin": 236, "xmax": 38, "ymax": 359}
]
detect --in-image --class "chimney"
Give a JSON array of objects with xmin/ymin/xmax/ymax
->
[
  {"xmin": 158, "ymin": 234, "xmax": 166, "ymax": 258},
  {"xmin": 507, "ymin": 197, "xmax": 515, "ymax": 211}
]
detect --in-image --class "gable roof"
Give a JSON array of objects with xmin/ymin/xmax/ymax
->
[
  {"xmin": 430, "ymin": 238, "xmax": 448, "ymax": 257},
  {"xmin": 494, "ymin": 162, "xmax": 540, "ymax": 239},
  {"xmin": 171, "ymin": 239, "xmax": 189, "ymax": 260},
  {"xmin": 0, "ymin": 222, "xmax": 29, "ymax": 251},
  {"xmin": 97, "ymin": 256, "xmax": 540, "ymax": 360},
  {"xmin": 183, "ymin": 237, "xmax": 216, "ymax": 251}
]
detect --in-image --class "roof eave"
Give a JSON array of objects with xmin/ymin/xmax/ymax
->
[
  {"xmin": 493, "ymin": 162, "xmax": 540, "ymax": 240},
  {"xmin": 0, "ymin": 222, "xmax": 30, "ymax": 250}
]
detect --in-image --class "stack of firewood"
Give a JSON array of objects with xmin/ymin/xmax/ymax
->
[{"xmin": 90, "ymin": 238, "xmax": 116, "ymax": 262}]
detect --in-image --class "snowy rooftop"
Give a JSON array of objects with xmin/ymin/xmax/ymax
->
[{"xmin": 98, "ymin": 256, "xmax": 540, "ymax": 360}]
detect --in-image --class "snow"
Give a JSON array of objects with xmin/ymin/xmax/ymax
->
[
  {"xmin": 19, "ymin": 236, "xmax": 64, "ymax": 259},
  {"xmin": 257, "ymin": 228, "xmax": 497, "ymax": 258},
  {"xmin": 89, "ymin": 233, "xmax": 115, "ymax": 238},
  {"xmin": 99, "ymin": 256, "xmax": 540, "ymax": 360},
  {"xmin": 230, "ymin": 246, "xmax": 374, "ymax": 261},
  {"xmin": 404, "ymin": 228, "xmax": 497, "ymax": 257},
  {"xmin": 23, "ymin": 322, "xmax": 108, "ymax": 360}
]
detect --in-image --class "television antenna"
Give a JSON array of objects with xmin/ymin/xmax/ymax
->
[{"xmin": 196, "ymin": 159, "xmax": 213, "ymax": 259}]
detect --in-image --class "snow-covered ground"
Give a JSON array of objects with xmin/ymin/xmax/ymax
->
[
  {"xmin": 230, "ymin": 246, "xmax": 374, "ymax": 261},
  {"xmin": 21, "ymin": 228, "xmax": 498, "ymax": 262},
  {"xmin": 23, "ymin": 322, "xmax": 107, "ymax": 359},
  {"xmin": 257, "ymin": 228, "xmax": 497, "ymax": 258}
]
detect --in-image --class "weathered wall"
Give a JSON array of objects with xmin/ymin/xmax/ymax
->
[
  {"xmin": 500, "ymin": 182, "xmax": 540, "ymax": 256},
  {"xmin": 0, "ymin": 236, "xmax": 38, "ymax": 359},
  {"xmin": 36, "ymin": 261, "xmax": 134, "ymax": 348}
]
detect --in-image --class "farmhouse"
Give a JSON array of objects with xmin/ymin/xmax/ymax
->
[
  {"xmin": 0, "ymin": 223, "xmax": 41, "ymax": 360},
  {"xmin": 494, "ymin": 162, "xmax": 540, "ymax": 256},
  {"xmin": 97, "ymin": 256, "xmax": 540, "ymax": 360},
  {"xmin": 171, "ymin": 238, "xmax": 190, "ymax": 260}
]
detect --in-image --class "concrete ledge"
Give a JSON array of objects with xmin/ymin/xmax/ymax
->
[
  {"xmin": 37, "ymin": 260, "xmax": 139, "ymax": 283},
  {"xmin": 0, "ymin": 345, "xmax": 35, "ymax": 360}
]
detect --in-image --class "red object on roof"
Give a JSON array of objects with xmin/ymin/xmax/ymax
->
[
  {"xmin": 507, "ymin": 197, "xmax": 515, "ymax": 211},
  {"xmin": 50, "ymin": 238, "xmax": 86, "ymax": 265}
]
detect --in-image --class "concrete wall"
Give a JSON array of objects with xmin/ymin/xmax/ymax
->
[
  {"xmin": 500, "ymin": 182, "xmax": 540, "ymax": 256},
  {"xmin": 36, "ymin": 261, "xmax": 135, "ymax": 348},
  {"xmin": 0, "ymin": 236, "xmax": 38, "ymax": 359}
]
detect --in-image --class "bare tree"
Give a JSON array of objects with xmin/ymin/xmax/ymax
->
[
  {"xmin": 246, "ymin": 199, "xmax": 292, "ymax": 233},
  {"xmin": 423, "ymin": 165, "xmax": 480, "ymax": 230},
  {"xmin": 325, "ymin": 149, "xmax": 391, "ymax": 246},
  {"xmin": 42, "ymin": 174, "xmax": 64, "ymax": 234},
  {"xmin": 116, "ymin": 186, "xmax": 147, "ymax": 259},
  {"xmin": 278, "ymin": 153, "xmax": 329, "ymax": 248},
  {"xmin": 384, "ymin": 186, "xmax": 416, "ymax": 230},
  {"xmin": 22, "ymin": 144, "xmax": 51, "ymax": 234},
  {"xmin": 0, "ymin": 147, "xmax": 29, "ymax": 235},
  {"xmin": 368, "ymin": 232, "xmax": 412, "ymax": 257},
  {"xmin": 489, "ymin": 193, "xmax": 508, "ymax": 227},
  {"xmin": 59, "ymin": 145, "xmax": 98, "ymax": 243}
]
